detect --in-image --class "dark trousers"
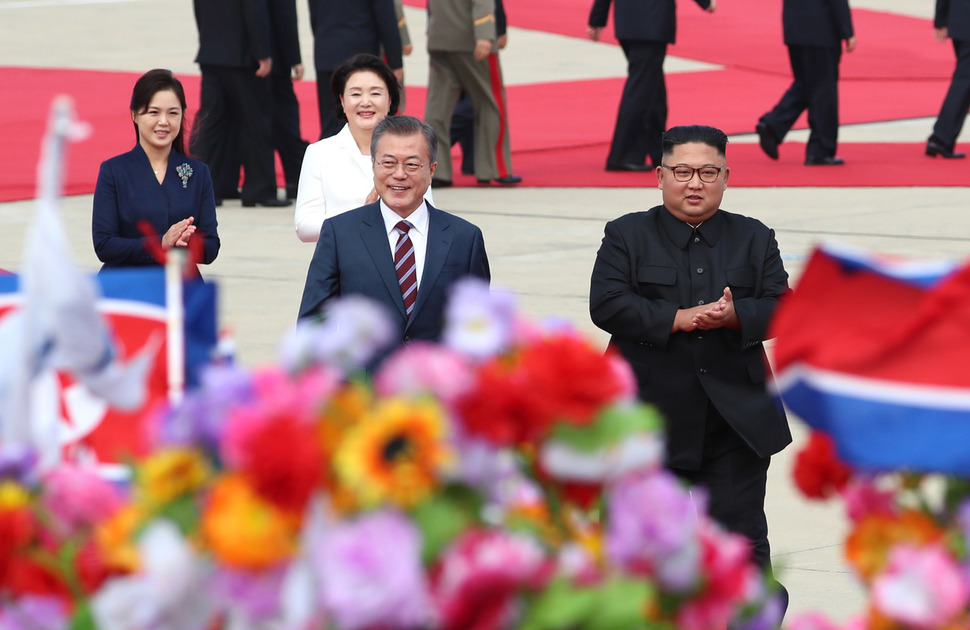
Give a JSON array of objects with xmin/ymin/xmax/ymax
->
[
  {"xmin": 608, "ymin": 39, "xmax": 667, "ymax": 168},
  {"xmin": 316, "ymin": 69, "xmax": 342, "ymax": 140},
  {"xmin": 450, "ymin": 91, "xmax": 476, "ymax": 176},
  {"xmin": 669, "ymin": 403, "xmax": 773, "ymax": 571},
  {"xmin": 931, "ymin": 38, "xmax": 970, "ymax": 149},
  {"xmin": 761, "ymin": 44, "xmax": 842, "ymax": 159},
  {"xmin": 191, "ymin": 64, "xmax": 277, "ymax": 204},
  {"xmin": 271, "ymin": 73, "xmax": 310, "ymax": 191}
]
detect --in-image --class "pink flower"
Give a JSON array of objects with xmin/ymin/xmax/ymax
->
[
  {"xmin": 374, "ymin": 342, "xmax": 475, "ymax": 406},
  {"xmin": 41, "ymin": 464, "xmax": 123, "ymax": 537},
  {"xmin": 871, "ymin": 543, "xmax": 970, "ymax": 628},
  {"xmin": 842, "ymin": 479, "xmax": 895, "ymax": 522},
  {"xmin": 785, "ymin": 612, "xmax": 844, "ymax": 630},
  {"xmin": 676, "ymin": 522, "xmax": 759, "ymax": 630},
  {"xmin": 432, "ymin": 529, "xmax": 550, "ymax": 630}
]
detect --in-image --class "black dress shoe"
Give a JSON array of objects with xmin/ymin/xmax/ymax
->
[
  {"xmin": 926, "ymin": 140, "xmax": 965, "ymax": 159},
  {"xmin": 431, "ymin": 178, "xmax": 453, "ymax": 188},
  {"xmin": 242, "ymin": 197, "xmax": 292, "ymax": 207},
  {"xmin": 477, "ymin": 174, "xmax": 523, "ymax": 185},
  {"xmin": 605, "ymin": 162, "xmax": 653, "ymax": 172},
  {"xmin": 756, "ymin": 120, "xmax": 779, "ymax": 160},
  {"xmin": 804, "ymin": 156, "xmax": 845, "ymax": 166}
]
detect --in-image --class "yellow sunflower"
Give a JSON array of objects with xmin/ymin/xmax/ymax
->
[
  {"xmin": 335, "ymin": 398, "xmax": 452, "ymax": 508},
  {"xmin": 136, "ymin": 447, "xmax": 211, "ymax": 511},
  {"xmin": 0, "ymin": 480, "xmax": 30, "ymax": 510}
]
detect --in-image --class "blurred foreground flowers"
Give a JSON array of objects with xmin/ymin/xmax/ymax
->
[
  {"xmin": 789, "ymin": 431, "xmax": 970, "ymax": 629},
  {"xmin": 0, "ymin": 279, "xmax": 780, "ymax": 629}
]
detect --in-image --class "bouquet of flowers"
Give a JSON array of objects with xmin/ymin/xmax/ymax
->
[
  {"xmin": 0, "ymin": 279, "xmax": 781, "ymax": 630},
  {"xmin": 788, "ymin": 431, "xmax": 970, "ymax": 630}
]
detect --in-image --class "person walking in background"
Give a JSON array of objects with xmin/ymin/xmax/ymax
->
[
  {"xmin": 269, "ymin": 0, "xmax": 310, "ymax": 199},
  {"xmin": 294, "ymin": 55, "xmax": 432, "ymax": 243},
  {"xmin": 190, "ymin": 0, "xmax": 288, "ymax": 207},
  {"xmin": 927, "ymin": 0, "xmax": 970, "ymax": 159},
  {"xmin": 756, "ymin": 0, "xmax": 856, "ymax": 166},
  {"xmin": 590, "ymin": 125, "xmax": 790, "ymax": 616},
  {"xmin": 425, "ymin": 0, "xmax": 521, "ymax": 188},
  {"xmin": 308, "ymin": 0, "xmax": 402, "ymax": 140},
  {"xmin": 93, "ymin": 70, "xmax": 220, "ymax": 270},
  {"xmin": 299, "ymin": 115, "xmax": 489, "ymax": 351},
  {"xmin": 588, "ymin": 0, "xmax": 716, "ymax": 173}
]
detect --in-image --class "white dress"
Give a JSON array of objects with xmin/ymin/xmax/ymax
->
[{"xmin": 293, "ymin": 124, "xmax": 434, "ymax": 243}]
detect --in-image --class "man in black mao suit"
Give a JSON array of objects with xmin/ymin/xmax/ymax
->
[
  {"xmin": 299, "ymin": 115, "xmax": 490, "ymax": 349},
  {"xmin": 588, "ymin": 0, "xmax": 716, "ymax": 172},
  {"xmin": 309, "ymin": 0, "xmax": 403, "ymax": 140},
  {"xmin": 927, "ymin": 0, "xmax": 970, "ymax": 159},
  {"xmin": 756, "ymin": 0, "xmax": 856, "ymax": 166},
  {"xmin": 590, "ymin": 125, "xmax": 791, "ymax": 605},
  {"xmin": 190, "ymin": 0, "xmax": 287, "ymax": 207}
]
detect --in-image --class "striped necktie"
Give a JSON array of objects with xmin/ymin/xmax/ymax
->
[{"xmin": 394, "ymin": 221, "xmax": 417, "ymax": 318}]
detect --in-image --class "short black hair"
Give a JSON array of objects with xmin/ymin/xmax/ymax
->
[
  {"xmin": 370, "ymin": 115, "xmax": 438, "ymax": 164},
  {"xmin": 130, "ymin": 69, "xmax": 188, "ymax": 154},
  {"xmin": 330, "ymin": 54, "xmax": 401, "ymax": 122},
  {"xmin": 662, "ymin": 125, "xmax": 728, "ymax": 158}
]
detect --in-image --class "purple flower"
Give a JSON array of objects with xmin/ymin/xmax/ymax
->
[
  {"xmin": 210, "ymin": 565, "xmax": 289, "ymax": 623},
  {"xmin": 152, "ymin": 364, "xmax": 254, "ymax": 451},
  {"xmin": 312, "ymin": 509, "xmax": 431, "ymax": 629},
  {"xmin": 0, "ymin": 443, "xmax": 39, "ymax": 486},
  {"xmin": 0, "ymin": 596, "xmax": 67, "ymax": 630},
  {"xmin": 606, "ymin": 469, "xmax": 705, "ymax": 591},
  {"xmin": 443, "ymin": 278, "xmax": 516, "ymax": 359}
]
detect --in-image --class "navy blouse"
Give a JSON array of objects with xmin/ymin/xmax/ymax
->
[{"xmin": 92, "ymin": 145, "xmax": 220, "ymax": 269}]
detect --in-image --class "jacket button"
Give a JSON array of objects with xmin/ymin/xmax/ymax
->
[
  {"xmin": 696, "ymin": 267, "xmax": 704, "ymax": 274},
  {"xmin": 697, "ymin": 299, "xmax": 705, "ymax": 305},
  {"xmin": 403, "ymin": 336, "xmax": 411, "ymax": 344},
  {"xmin": 699, "ymin": 368, "xmax": 708, "ymax": 374}
]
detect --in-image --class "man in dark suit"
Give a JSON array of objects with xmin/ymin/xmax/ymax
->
[
  {"xmin": 190, "ymin": 0, "xmax": 289, "ymax": 207},
  {"xmin": 299, "ymin": 115, "xmax": 490, "ymax": 346},
  {"xmin": 590, "ymin": 125, "xmax": 791, "ymax": 603},
  {"xmin": 756, "ymin": 0, "xmax": 856, "ymax": 166},
  {"xmin": 588, "ymin": 0, "xmax": 716, "ymax": 172},
  {"xmin": 927, "ymin": 0, "xmax": 970, "ymax": 159},
  {"xmin": 309, "ymin": 0, "xmax": 403, "ymax": 140}
]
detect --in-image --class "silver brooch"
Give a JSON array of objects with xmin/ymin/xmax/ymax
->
[{"xmin": 176, "ymin": 163, "xmax": 193, "ymax": 189}]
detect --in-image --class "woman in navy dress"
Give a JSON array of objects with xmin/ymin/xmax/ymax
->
[{"xmin": 93, "ymin": 69, "xmax": 220, "ymax": 270}]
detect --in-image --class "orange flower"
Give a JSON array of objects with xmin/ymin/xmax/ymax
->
[
  {"xmin": 94, "ymin": 504, "xmax": 145, "ymax": 573},
  {"xmin": 201, "ymin": 475, "xmax": 298, "ymax": 570},
  {"xmin": 845, "ymin": 509, "xmax": 943, "ymax": 581}
]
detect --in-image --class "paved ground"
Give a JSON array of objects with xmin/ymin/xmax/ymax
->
[{"xmin": 3, "ymin": 0, "xmax": 970, "ymax": 623}]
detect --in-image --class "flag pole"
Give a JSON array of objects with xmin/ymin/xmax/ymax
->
[{"xmin": 166, "ymin": 249, "xmax": 185, "ymax": 404}]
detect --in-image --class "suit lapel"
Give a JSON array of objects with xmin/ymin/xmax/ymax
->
[
  {"xmin": 359, "ymin": 204, "xmax": 408, "ymax": 320},
  {"xmin": 410, "ymin": 205, "xmax": 453, "ymax": 327}
]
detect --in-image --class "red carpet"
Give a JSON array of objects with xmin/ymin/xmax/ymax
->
[{"xmin": 0, "ymin": 0, "xmax": 961, "ymax": 201}]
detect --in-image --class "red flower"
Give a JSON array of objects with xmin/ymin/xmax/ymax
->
[
  {"xmin": 236, "ymin": 412, "xmax": 323, "ymax": 514},
  {"xmin": 455, "ymin": 334, "xmax": 627, "ymax": 447},
  {"xmin": 793, "ymin": 431, "xmax": 852, "ymax": 500}
]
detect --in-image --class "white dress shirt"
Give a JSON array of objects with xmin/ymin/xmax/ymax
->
[
  {"xmin": 380, "ymin": 199, "xmax": 428, "ymax": 290},
  {"xmin": 294, "ymin": 124, "xmax": 433, "ymax": 243}
]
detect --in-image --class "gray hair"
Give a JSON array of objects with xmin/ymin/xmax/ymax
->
[{"xmin": 370, "ymin": 115, "xmax": 438, "ymax": 164}]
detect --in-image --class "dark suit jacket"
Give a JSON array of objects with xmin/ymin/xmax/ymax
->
[
  {"xmin": 299, "ymin": 201, "xmax": 490, "ymax": 344},
  {"xmin": 92, "ymin": 146, "xmax": 220, "ymax": 269},
  {"xmin": 937, "ymin": 0, "xmax": 970, "ymax": 41},
  {"xmin": 309, "ymin": 0, "xmax": 403, "ymax": 71},
  {"xmin": 193, "ymin": 0, "xmax": 272, "ymax": 69},
  {"xmin": 588, "ymin": 0, "xmax": 710, "ymax": 44},
  {"xmin": 589, "ymin": 206, "xmax": 791, "ymax": 469},
  {"xmin": 783, "ymin": 0, "xmax": 853, "ymax": 47}
]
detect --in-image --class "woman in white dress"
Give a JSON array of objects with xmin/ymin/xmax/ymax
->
[{"xmin": 294, "ymin": 54, "xmax": 432, "ymax": 242}]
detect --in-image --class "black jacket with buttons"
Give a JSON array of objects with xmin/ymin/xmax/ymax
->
[{"xmin": 590, "ymin": 205, "xmax": 792, "ymax": 469}]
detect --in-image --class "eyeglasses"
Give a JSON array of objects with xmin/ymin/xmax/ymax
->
[
  {"xmin": 661, "ymin": 164, "xmax": 724, "ymax": 183},
  {"xmin": 374, "ymin": 159, "xmax": 428, "ymax": 173}
]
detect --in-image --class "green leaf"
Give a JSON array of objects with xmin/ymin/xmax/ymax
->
[
  {"xmin": 586, "ymin": 576, "xmax": 658, "ymax": 630},
  {"xmin": 549, "ymin": 403, "xmax": 664, "ymax": 452},
  {"xmin": 518, "ymin": 577, "xmax": 600, "ymax": 630},
  {"xmin": 69, "ymin": 600, "xmax": 97, "ymax": 630},
  {"xmin": 411, "ymin": 484, "xmax": 481, "ymax": 564},
  {"xmin": 519, "ymin": 575, "xmax": 658, "ymax": 630}
]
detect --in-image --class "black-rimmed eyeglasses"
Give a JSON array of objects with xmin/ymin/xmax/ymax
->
[{"xmin": 661, "ymin": 164, "xmax": 725, "ymax": 183}]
